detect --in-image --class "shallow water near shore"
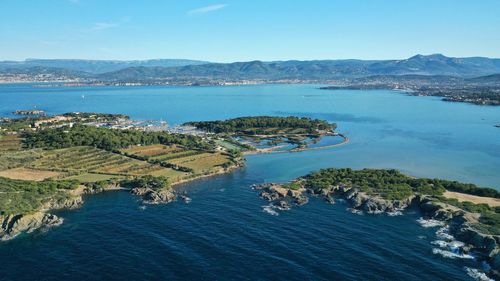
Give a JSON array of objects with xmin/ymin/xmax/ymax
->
[{"xmin": 0, "ymin": 83, "xmax": 499, "ymax": 280}]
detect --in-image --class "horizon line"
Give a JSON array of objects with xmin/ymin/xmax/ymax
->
[{"xmin": 1, "ymin": 53, "xmax": 500, "ymax": 63}]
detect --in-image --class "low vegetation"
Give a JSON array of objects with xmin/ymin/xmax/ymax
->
[
  {"xmin": 300, "ymin": 168, "xmax": 500, "ymax": 235},
  {"xmin": 122, "ymin": 175, "xmax": 170, "ymax": 191},
  {"xmin": 0, "ymin": 135, "xmax": 22, "ymax": 153},
  {"xmin": 303, "ymin": 168, "xmax": 500, "ymax": 200},
  {"xmin": 0, "ymin": 177, "xmax": 78, "ymax": 215},
  {"xmin": 31, "ymin": 146, "xmax": 180, "ymax": 178}
]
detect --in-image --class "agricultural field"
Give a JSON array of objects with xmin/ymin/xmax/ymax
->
[
  {"xmin": 167, "ymin": 152, "xmax": 232, "ymax": 174},
  {"xmin": 0, "ymin": 149, "xmax": 43, "ymax": 171},
  {"xmin": 63, "ymin": 173, "xmax": 124, "ymax": 183},
  {"xmin": 0, "ymin": 135, "xmax": 22, "ymax": 153},
  {"xmin": 31, "ymin": 146, "xmax": 183, "ymax": 180},
  {"xmin": 122, "ymin": 144, "xmax": 184, "ymax": 158},
  {"xmin": 0, "ymin": 167, "xmax": 62, "ymax": 181},
  {"xmin": 123, "ymin": 144, "xmax": 234, "ymax": 175}
]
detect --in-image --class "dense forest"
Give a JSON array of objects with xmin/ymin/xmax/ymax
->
[
  {"xmin": 303, "ymin": 168, "xmax": 500, "ymax": 200},
  {"xmin": 186, "ymin": 116, "xmax": 336, "ymax": 135},
  {"xmin": 23, "ymin": 124, "xmax": 213, "ymax": 151}
]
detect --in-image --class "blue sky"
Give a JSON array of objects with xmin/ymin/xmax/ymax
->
[{"xmin": 1, "ymin": 0, "xmax": 500, "ymax": 61}]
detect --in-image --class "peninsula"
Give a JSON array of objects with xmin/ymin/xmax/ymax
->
[
  {"xmin": 0, "ymin": 113, "xmax": 339, "ymax": 240},
  {"xmin": 254, "ymin": 168, "xmax": 500, "ymax": 279}
]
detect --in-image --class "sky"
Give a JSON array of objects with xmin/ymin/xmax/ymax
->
[{"xmin": 1, "ymin": 0, "xmax": 500, "ymax": 62}]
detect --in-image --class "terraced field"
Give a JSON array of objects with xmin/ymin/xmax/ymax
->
[
  {"xmin": 150, "ymin": 150, "xmax": 201, "ymax": 162},
  {"xmin": 31, "ymin": 146, "xmax": 184, "ymax": 179},
  {"xmin": 167, "ymin": 152, "xmax": 232, "ymax": 174},
  {"xmin": 122, "ymin": 144, "xmax": 184, "ymax": 157},
  {"xmin": 63, "ymin": 173, "xmax": 124, "ymax": 183},
  {"xmin": 0, "ymin": 135, "xmax": 22, "ymax": 154},
  {"xmin": 0, "ymin": 167, "xmax": 62, "ymax": 181},
  {"xmin": 0, "ymin": 149, "xmax": 43, "ymax": 171},
  {"xmin": 122, "ymin": 144, "xmax": 234, "ymax": 175}
]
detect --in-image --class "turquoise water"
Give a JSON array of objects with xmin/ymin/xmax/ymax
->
[
  {"xmin": 0, "ymin": 84, "xmax": 499, "ymax": 280},
  {"xmin": 1, "ymin": 83, "xmax": 499, "ymax": 187}
]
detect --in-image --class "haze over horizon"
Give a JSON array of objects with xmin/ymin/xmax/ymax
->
[
  {"xmin": 2, "ymin": 53, "xmax": 500, "ymax": 64},
  {"xmin": 2, "ymin": 0, "xmax": 500, "ymax": 62}
]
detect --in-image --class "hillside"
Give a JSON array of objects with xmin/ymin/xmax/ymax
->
[
  {"xmin": 0, "ymin": 59, "xmax": 209, "ymax": 74},
  {"xmin": 2, "ymin": 54, "xmax": 500, "ymax": 83}
]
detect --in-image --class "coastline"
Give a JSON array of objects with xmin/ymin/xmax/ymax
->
[
  {"xmin": 244, "ymin": 134, "xmax": 349, "ymax": 155},
  {"xmin": 0, "ymin": 161, "xmax": 242, "ymax": 242},
  {"xmin": 254, "ymin": 172, "xmax": 500, "ymax": 280}
]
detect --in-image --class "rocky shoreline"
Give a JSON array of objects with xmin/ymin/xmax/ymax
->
[
  {"xmin": 0, "ymin": 164, "xmax": 242, "ymax": 242},
  {"xmin": 254, "ymin": 182, "xmax": 500, "ymax": 279},
  {"xmin": 0, "ymin": 191, "xmax": 83, "ymax": 241}
]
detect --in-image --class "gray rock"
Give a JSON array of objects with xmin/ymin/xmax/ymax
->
[
  {"xmin": 131, "ymin": 187, "xmax": 176, "ymax": 204},
  {"xmin": 1, "ymin": 212, "xmax": 63, "ymax": 241}
]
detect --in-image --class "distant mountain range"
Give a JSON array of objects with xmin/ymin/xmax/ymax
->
[
  {"xmin": 0, "ymin": 59, "xmax": 209, "ymax": 74},
  {"xmin": 1, "ymin": 54, "xmax": 500, "ymax": 83}
]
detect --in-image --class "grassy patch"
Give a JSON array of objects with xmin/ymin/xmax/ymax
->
[
  {"xmin": 121, "ymin": 144, "xmax": 183, "ymax": 157},
  {"xmin": 0, "ymin": 149, "xmax": 43, "ymax": 171},
  {"xmin": 0, "ymin": 167, "xmax": 62, "ymax": 181},
  {"xmin": 167, "ymin": 152, "xmax": 232, "ymax": 174},
  {"xmin": 0, "ymin": 135, "xmax": 23, "ymax": 154},
  {"xmin": 63, "ymin": 173, "xmax": 124, "ymax": 183},
  {"xmin": 0, "ymin": 177, "xmax": 78, "ymax": 215},
  {"xmin": 31, "ymin": 146, "xmax": 180, "ymax": 179}
]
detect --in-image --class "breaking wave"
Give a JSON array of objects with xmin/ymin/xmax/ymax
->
[
  {"xmin": 262, "ymin": 204, "xmax": 279, "ymax": 216},
  {"xmin": 432, "ymin": 248, "xmax": 474, "ymax": 259},
  {"xmin": 464, "ymin": 267, "xmax": 494, "ymax": 281},
  {"xmin": 416, "ymin": 217, "xmax": 444, "ymax": 228}
]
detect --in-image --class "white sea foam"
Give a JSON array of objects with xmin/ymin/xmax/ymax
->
[
  {"xmin": 431, "ymin": 240, "xmax": 449, "ymax": 248},
  {"xmin": 436, "ymin": 226, "xmax": 455, "ymax": 240},
  {"xmin": 387, "ymin": 210, "xmax": 403, "ymax": 216},
  {"xmin": 432, "ymin": 248, "xmax": 474, "ymax": 259},
  {"xmin": 139, "ymin": 205, "xmax": 147, "ymax": 210},
  {"xmin": 262, "ymin": 205, "xmax": 279, "ymax": 216},
  {"xmin": 431, "ymin": 239, "xmax": 466, "ymax": 254},
  {"xmin": 464, "ymin": 267, "xmax": 494, "ymax": 281},
  {"xmin": 416, "ymin": 217, "xmax": 444, "ymax": 228},
  {"xmin": 347, "ymin": 208, "xmax": 363, "ymax": 215}
]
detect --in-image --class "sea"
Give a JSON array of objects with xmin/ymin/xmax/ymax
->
[{"xmin": 0, "ymin": 83, "xmax": 499, "ymax": 281}]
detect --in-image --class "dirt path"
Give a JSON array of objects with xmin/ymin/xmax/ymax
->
[{"xmin": 444, "ymin": 191, "xmax": 500, "ymax": 207}]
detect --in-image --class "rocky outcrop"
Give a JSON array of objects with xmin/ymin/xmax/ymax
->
[
  {"xmin": 343, "ymin": 188, "xmax": 415, "ymax": 214},
  {"xmin": 417, "ymin": 197, "xmax": 500, "ymax": 275},
  {"xmin": 44, "ymin": 195, "xmax": 84, "ymax": 210},
  {"xmin": 1, "ymin": 212, "xmax": 63, "ymax": 241},
  {"xmin": 256, "ymin": 184, "xmax": 308, "ymax": 209},
  {"xmin": 130, "ymin": 187, "xmax": 176, "ymax": 204},
  {"xmin": 254, "ymin": 181, "xmax": 500, "ymax": 279}
]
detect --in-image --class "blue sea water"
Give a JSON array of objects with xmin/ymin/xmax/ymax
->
[{"xmin": 0, "ymin": 84, "xmax": 499, "ymax": 280}]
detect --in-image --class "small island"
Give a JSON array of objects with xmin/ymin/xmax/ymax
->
[
  {"xmin": 253, "ymin": 168, "xmax": 500, "ymax": 279},
  {"xmin": 13, "ymin": 110, "xmax": 46, "ymax": 116},
  {"xmin": 0, "ymin": 113, "xmax": 341, "ymax": 241},
  {"xmin": 186, "ymin": 116, "xmax": 347, "ymax": 153}
]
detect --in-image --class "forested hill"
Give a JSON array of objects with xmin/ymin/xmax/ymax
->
[
  {"xmin": 0, "ymin": 59, "xmax": 209, "ymax": 74},
  {"xmin": 99, "ymin": 54, "xmax": 500, "ymax": 81},
  {"xmin": 2, "ymin": 54, "xmax": 500, "ymax": 82},
  {"xmin": 186, "ymin": 116, "xmax": 336, "ymax": 135}
]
